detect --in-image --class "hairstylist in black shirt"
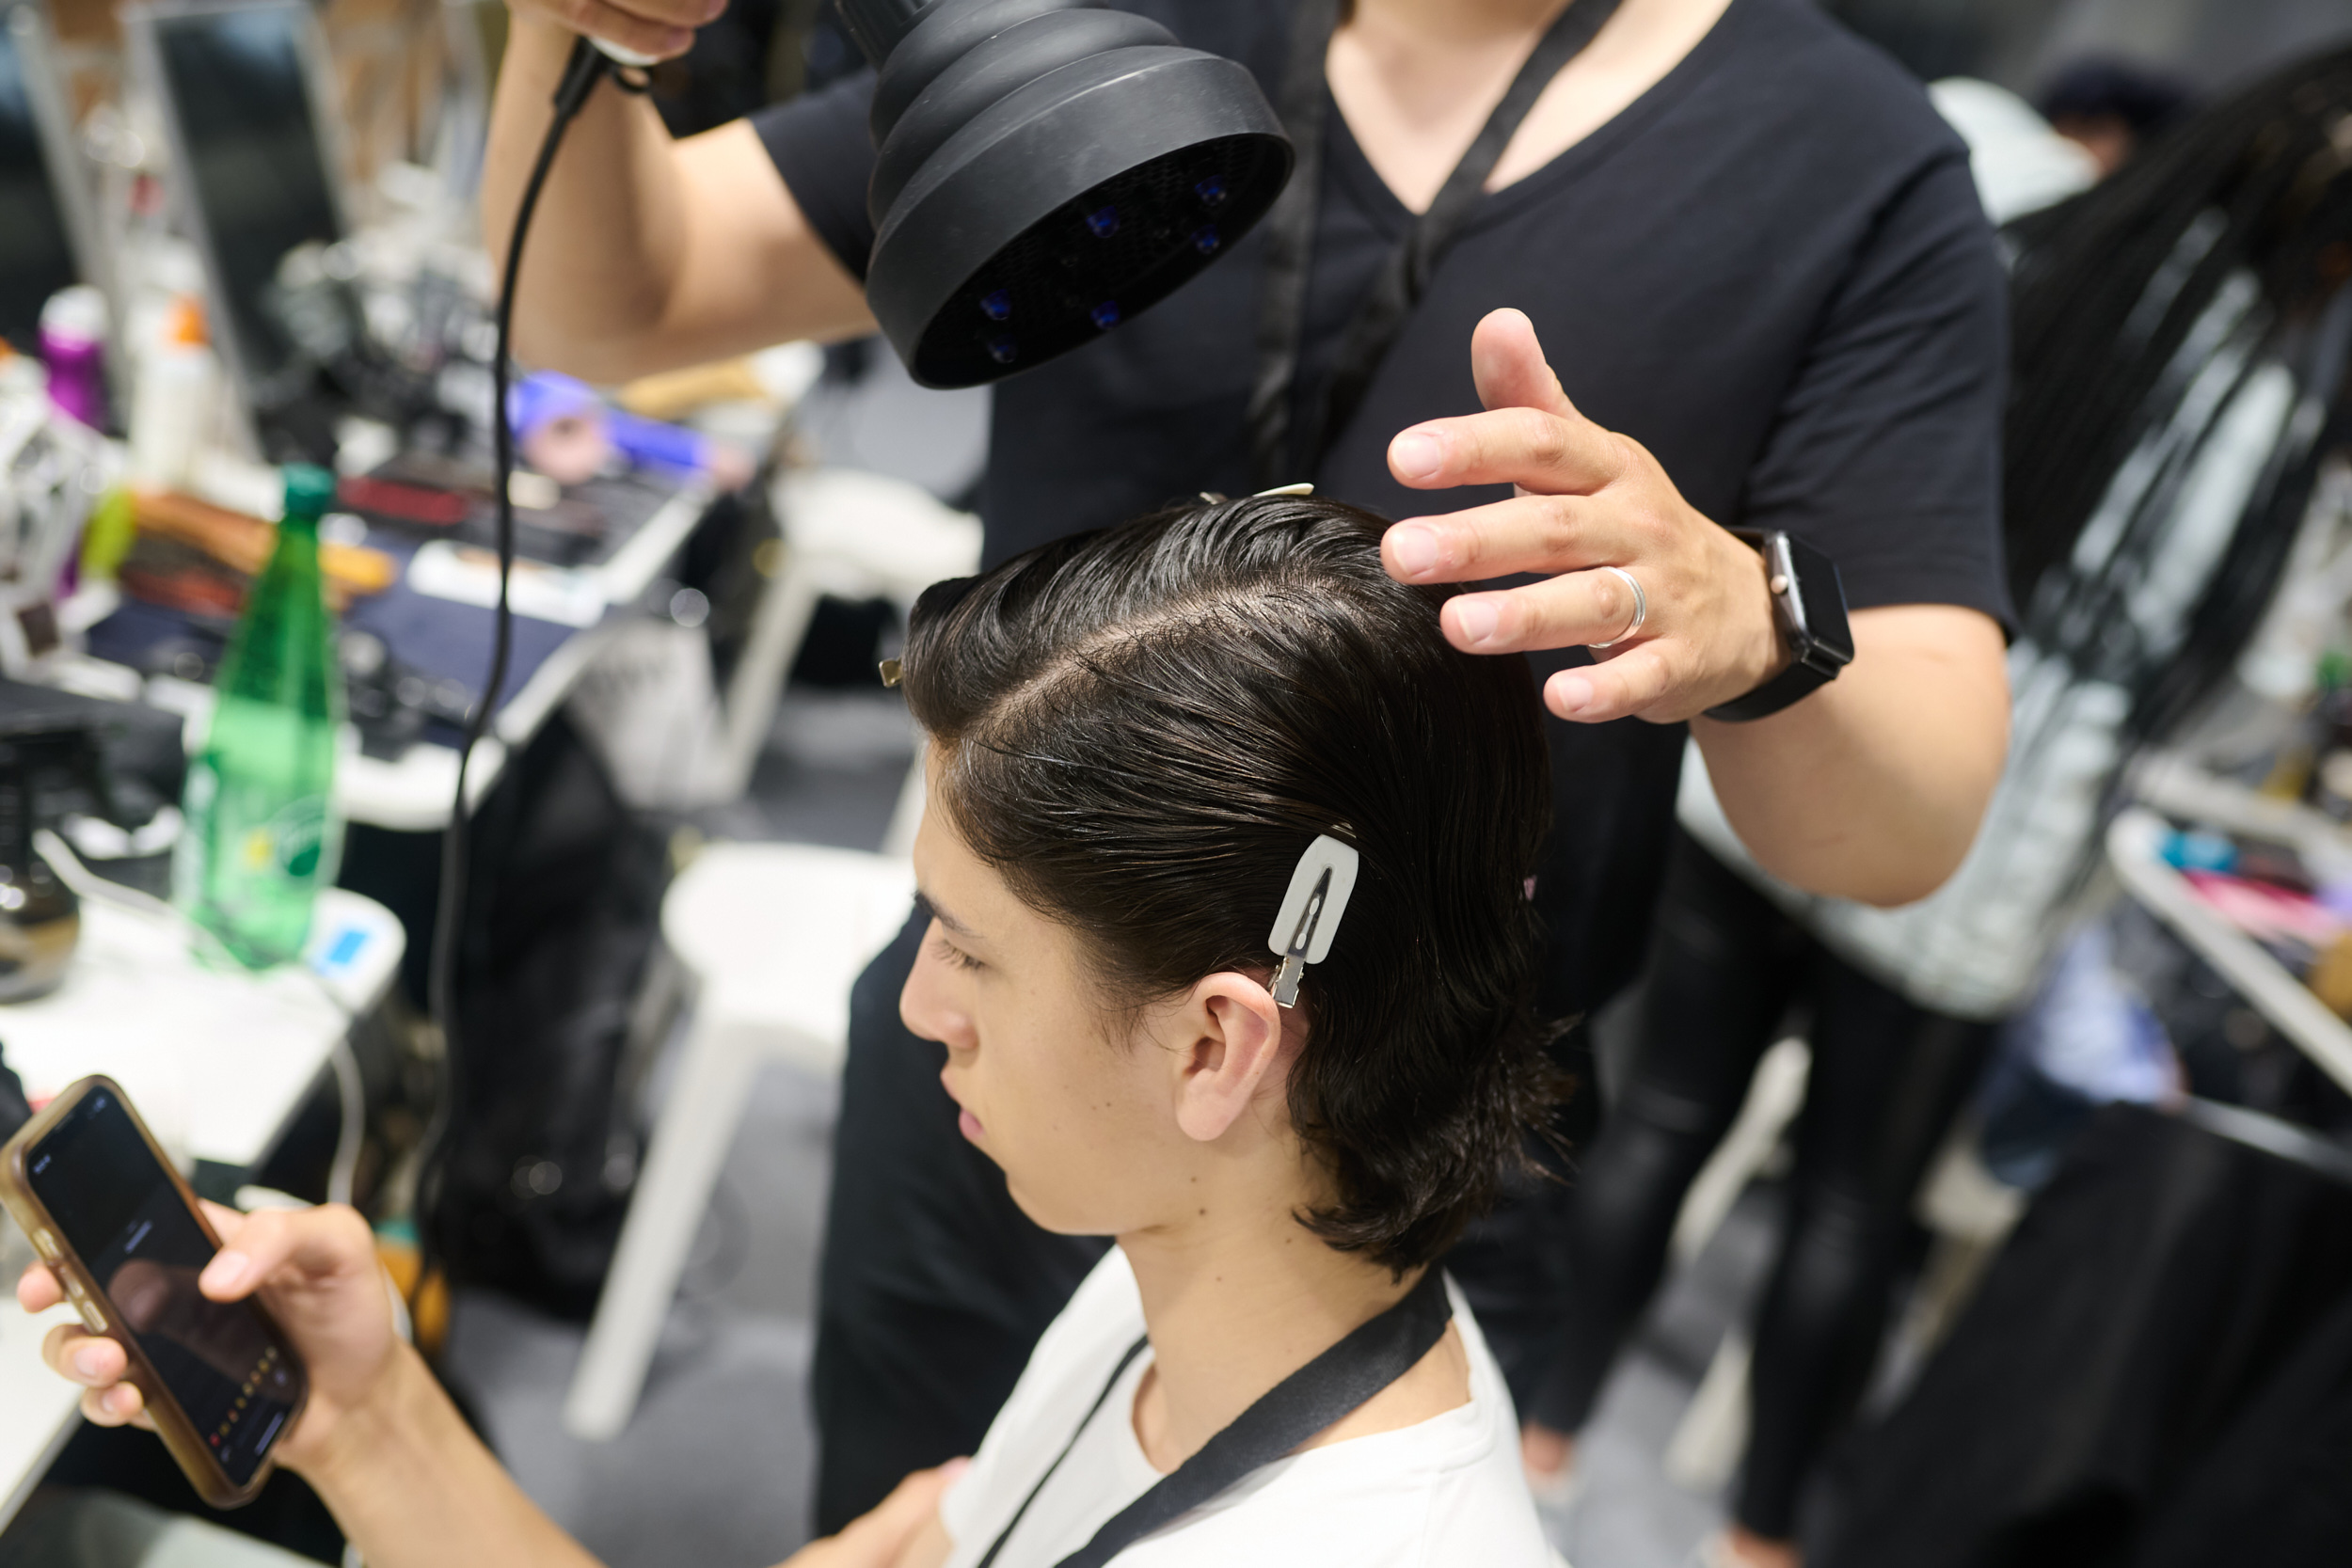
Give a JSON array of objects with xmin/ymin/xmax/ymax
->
[{"xmin": 484, "ymin": 0, "xmax": 2010, "ymax": 1549}]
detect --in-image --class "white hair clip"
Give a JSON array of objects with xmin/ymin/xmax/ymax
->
[
  {"xmin": 1199, "ymin": 483, "xmax": 1313, "ymax": 504},
  {"xmin": 1268, "ymin": 832, "xmax": 1359, "ymax": 1007}
]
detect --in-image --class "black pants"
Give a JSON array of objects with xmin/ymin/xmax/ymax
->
[{"xmin": 1530, "ymin": 832, "xmax": 1994, "ymax": 1540}]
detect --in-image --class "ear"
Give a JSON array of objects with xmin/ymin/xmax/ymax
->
[{"xmin": 1171, "ymin": 973, "xmax": 1295, "ymax": 1143}]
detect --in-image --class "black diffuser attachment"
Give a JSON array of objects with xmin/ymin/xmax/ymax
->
[{"xmin": 843, "ymin": 0, "xmax": 1292, "ymax": 388}]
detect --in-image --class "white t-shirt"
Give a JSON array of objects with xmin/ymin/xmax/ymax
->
[{"xmin": 937, "ymin": 1249, "xmax": 1557, "ymax": 1568}]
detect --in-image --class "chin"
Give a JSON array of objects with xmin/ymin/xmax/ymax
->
[{"xmin": 1002, "ymin": 1180, "xmax": 1117, "ymax": 1239}]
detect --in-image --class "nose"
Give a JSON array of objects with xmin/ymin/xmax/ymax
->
[{"xmin": 900, "ymin": 920, "xmax": 977, "ymax": 1053}]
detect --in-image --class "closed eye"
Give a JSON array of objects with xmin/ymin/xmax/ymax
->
[{"xmin": 931, "ymin": 934, "xmax": 985, "ymax": 974}]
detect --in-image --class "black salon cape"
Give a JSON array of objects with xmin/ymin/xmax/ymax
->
[{"xmin": 754, "ymin": 0, "xmax": 2011, "ymax": 1016}]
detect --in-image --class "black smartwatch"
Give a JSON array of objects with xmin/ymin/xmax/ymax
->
[{"xmin": 1704, "ymin": 530, "xmax": 1853, "ymax": 722}]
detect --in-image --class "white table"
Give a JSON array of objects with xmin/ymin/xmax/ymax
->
[
  {"xmin": 334, "ymin": 475, "xmax": 717, "ymax": 831},
  {"xmin": 0, "ymin": 886, "xmax": 404, "ymax": 1529}
]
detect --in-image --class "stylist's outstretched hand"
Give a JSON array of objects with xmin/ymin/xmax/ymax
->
[{"xmin": 1382, "ymin": 309, "xmax": 1785, "ymax": 724}]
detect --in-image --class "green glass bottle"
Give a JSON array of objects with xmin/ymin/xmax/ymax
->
[{"xmin": 175, "ymin": 465, "xmax": 344, "ymax": 967}]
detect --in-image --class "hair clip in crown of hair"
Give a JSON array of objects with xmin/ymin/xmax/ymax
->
[
  {"xmin": 879, "ymin": 658, "xmax": 903, "ymax": 688},
  {"xmin": 1268, "ymin": 832, "xmax": 1359, "ymax": 1008},
  {"xmin": 1199, "ymin": 484, "xmax": 1311, "ymax": 505}
]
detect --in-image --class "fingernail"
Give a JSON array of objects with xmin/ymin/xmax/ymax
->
[
  {"xmin": 1454, "ymin": 599, "xmax": 1500, "ymax": 646},
  {"xmin": 1551, "ymin": 674, "xmax": 1595, "ymax": 715},
  {"xmin": 1391, "ymin": 431, "xmax": 1443, "ymax": 482},
  {"xmin": 940, "ymin": 1457, "xmax": 972, "ymax": 1481},
  {"xmin": 201, "ymin": 1251, "xmax": 249, "ymax": 1294},
  {"xmin": 74, "ymin": 1347, "xmax": 104, "ymax": 1379},
  {"xmin": 1389, "ymin": 525, "xmax": 1440, "ymax": 578},
  {"xmin": 662, "ymin": 27, "xmax": 693, "ymax": 52}
]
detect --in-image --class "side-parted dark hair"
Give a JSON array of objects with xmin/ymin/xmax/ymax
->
[{"xmin": 901, "ymin": 495, "xmax": 1557, "ymax": 1272}]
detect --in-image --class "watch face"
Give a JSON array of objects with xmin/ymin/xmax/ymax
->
[{"xmin": 1778, "ymin": 533, "xmax": 1853, "ymax": 669}]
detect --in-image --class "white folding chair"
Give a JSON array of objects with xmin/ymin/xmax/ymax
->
[
  {"xmin": 564, "ymin": 843, "xmax": 918, "ymax": 1439},
  {"xmin": 563, "ymin": 466, "xmax": 977, "ymax": 1439}
]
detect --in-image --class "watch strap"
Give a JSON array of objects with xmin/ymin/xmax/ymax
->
[
  {"xmin": 1705, "ymin": 528, "xmax": 1851, "ymax": 723},
  {"xmin": 1705, "ymin": 657, "xmax": 1835, "ymax": 722}
]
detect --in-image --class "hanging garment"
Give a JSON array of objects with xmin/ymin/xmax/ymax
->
[
  {"xmin": 1683, "ymin": 47, "xmax": 2352, "ymax": 1022},
  {"xmin": 1816, "ymin": 1103, "xmax": 2352, "ymax": 1568},
  {"xmin": 2134, "ymin": 1284, "xmax": 2352, "ymax": 1567}
]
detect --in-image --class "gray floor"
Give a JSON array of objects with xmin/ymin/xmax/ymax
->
[
  {"xmin": 1561, "ymin": 1188, "xmax": 1786, "ymax": 1568},
  {"xmin": 437, "ymin": 674, "xmax": 1778, "ymax": 1568}
]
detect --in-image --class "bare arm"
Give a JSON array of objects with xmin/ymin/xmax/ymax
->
[
  {"xmin": 20, "ymin": 1205, "xmax": 951, "ymax": 1568},
  {"xmin": 304, "ymin": 1342, "xmax": 606, "ymax": 1568},
  {"xmin": 1379, "ymin": 309, "xmax": 2008, "ymax": 907},
  {"xmin": 891, "ymin": 1513, "xmax": 954, "ymax": 1568},
  {"xmin": 1692, "ymin": 604, "xmax": 2007, "ymax": 906},
  {"xmin": 485, "ymin": 9, "xmax": 874, "ymax": 383},
  {"xmin": 310, "ymin": 1354, "xmax": 960, "ymax": 1568}
]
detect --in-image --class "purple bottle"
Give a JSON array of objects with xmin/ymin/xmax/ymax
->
[{"xmin": 39, "ymin": 285, "xmax": 108, "ymax": 431}]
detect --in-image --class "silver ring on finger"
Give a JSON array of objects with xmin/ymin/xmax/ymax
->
[{"xmin": 1587, "ymin": 565, "xmax": 1647, "ymax": 649}]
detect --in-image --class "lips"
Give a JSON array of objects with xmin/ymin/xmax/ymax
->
[{"xmin": 941, "ymin": 1067, "xmax": 983, "ymax": 1140}]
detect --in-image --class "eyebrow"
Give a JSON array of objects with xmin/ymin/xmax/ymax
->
[{"xmin": 917, "ymin": 888, "xmax": 977, "ymax": 941}]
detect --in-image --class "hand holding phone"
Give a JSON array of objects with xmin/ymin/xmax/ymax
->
[
  {"xmin": 19, "ymin": 1086, "xmax": 971, "ymax": 1567},
  {"xmin": 7, "ymin": 1079, "xmax": 398, "ymax": 1501}
]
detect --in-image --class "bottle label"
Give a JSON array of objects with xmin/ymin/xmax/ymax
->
[
  {"xmin": 215, "ymin": 790, "xmax": 330, "ymax": 884},
  {"xmin": 262, "ymin": 796, "xmax": 328, "ymax": 880},
  {"xmin": 177, "ymin": 754, "xmax": 338, "ymax": 967}
]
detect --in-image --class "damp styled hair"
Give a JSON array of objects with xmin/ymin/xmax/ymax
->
[{"xmin": 900, "ymin": 495, "xmax": 1559, "ymax": 1272}]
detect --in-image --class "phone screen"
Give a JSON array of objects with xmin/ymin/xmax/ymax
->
[{"xmin": 25, "ymin": 1087, "xmax": 303, "ymax": 1486}]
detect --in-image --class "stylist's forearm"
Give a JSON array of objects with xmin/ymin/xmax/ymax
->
[
  {"xmin": 484, "ymin": 16, "xmax": 691, "ymax": 380},
  {"xmin": 298, "ymin": 1344, "xmax": 604, "ymax": 1568},
  {"xmin": 1692, "ymin": 604, "xmax": 2009, "ymax": 908}
]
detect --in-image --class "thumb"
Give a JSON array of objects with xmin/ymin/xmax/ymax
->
[
  {"xmin": 199, "ymin": 1199, "xmax": 251, "ymax": 1248},
  {"xmin": 1470, "ymin": 308, "xmax": 1577, "ymax": 420},
  {"xmin": 199, "ymin": 1205, "xmax": 372, "ymax": 1300}
]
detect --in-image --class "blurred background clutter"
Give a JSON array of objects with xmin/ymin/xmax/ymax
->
[{"xmin": 0, "ymin": 1, "xmax": 2350, "ymax": 1566}]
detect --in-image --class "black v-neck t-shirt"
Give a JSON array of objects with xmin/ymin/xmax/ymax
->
[{"xmin": 754, "ymin": 0, "xmax": 2010, "ymax": 1012}]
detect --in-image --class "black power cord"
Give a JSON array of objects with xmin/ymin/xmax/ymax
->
[{"xmin": 417, "ymin": 37, "xmax": 624, "ymax": 1296}]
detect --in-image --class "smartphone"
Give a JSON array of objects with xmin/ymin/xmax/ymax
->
[{"xmin": 1, "ymin": 1076, "xmax": 308, "ymax": 1507}]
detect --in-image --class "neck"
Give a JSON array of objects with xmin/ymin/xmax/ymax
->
[
  {"xmin": 1119, "ymin": 1184, "xmax": 1418, "ymax": 1469},
  {"xmin": 1351, "ymin": 0, "xmax": 1574, "ymax": 41},
  {"xmin": 1330, "ymin": 0, "xmax": 1719, "ymax": 213}
]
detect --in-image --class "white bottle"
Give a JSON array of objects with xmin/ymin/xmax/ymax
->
[{"xmin": 128, "ymin": 295, "xmax": 220, "ymax": 491}]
